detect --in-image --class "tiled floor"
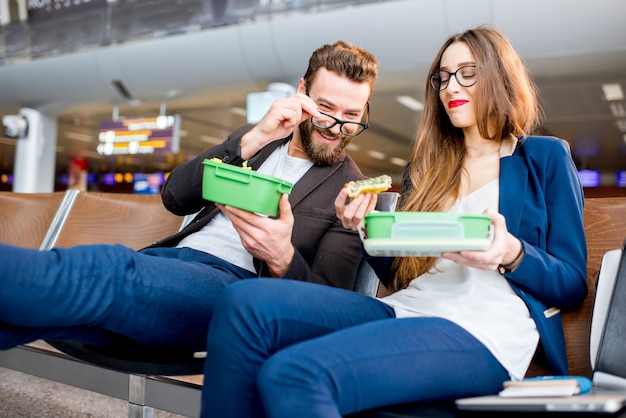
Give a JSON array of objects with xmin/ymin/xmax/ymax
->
[{"xmin": 0, "ymin": 367, "xmax": 187, "ymax": 418}]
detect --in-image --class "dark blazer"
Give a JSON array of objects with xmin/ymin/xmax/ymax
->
[
  {"xmin": 371, "ymin": 136, "xmax": 587, "ymax": 375},
  {"xmin": 150, "ymin": 124, "xmax": 368, "ymax": 290}
]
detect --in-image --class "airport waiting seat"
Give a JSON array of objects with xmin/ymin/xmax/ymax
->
[
  {"xmin": 47, "ymin": 191, "xmax": 400, "ymax": 373},
  {"xmin": 4, "ymin": 191, "xmax": 625, "ymax": 417},
  {"xmin": 37, "ymin": 191, "xmax": 202, "ymax": 417},
  {"xmin": 1, "ymin": 189, "xmax": 397, "ymax": 417},
  {"xmin": 47, "ymin": 190, "xmax": 187, "ymax": 250},
  {"xmin": 0, "ymin": 190, "xmax": 70, "ymax": 249},
  {"xmin": 0, "ymin": 189, "xmax": 204, "ymax": 416}
]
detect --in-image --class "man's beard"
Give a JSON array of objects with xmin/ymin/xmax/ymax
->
[{"xmin": 298, "ymin": 120, "xmax": 353, "ymax": 166}]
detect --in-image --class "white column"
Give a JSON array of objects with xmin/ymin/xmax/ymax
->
[
  {"xmin": 13, "ymin": 107, "xmax": 58, "ymax": 193},
  {"xmin": 16, "ymin": 0, "xmax": 27, "ymax": 22},
  {"xmin": 0, "ymin": 0, "xmax": 10, "ymax": 26}
]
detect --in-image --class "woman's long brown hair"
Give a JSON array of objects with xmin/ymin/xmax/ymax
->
[{"xmin": 389, "ymin": 25, "xmax": 542, "ymax": 292}]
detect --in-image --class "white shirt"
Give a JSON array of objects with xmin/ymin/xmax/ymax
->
[{"xmin": 380, "ymin": 180, "xmax": 539, "ymax": 380}]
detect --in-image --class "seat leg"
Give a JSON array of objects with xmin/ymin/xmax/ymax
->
[
  {"xmin": 128, "ymin": 374, "xmax": 154, "ymax": 418},
  {"xmin": 129, "ymin": 403, "xmax": 154, "ymax": 418}
]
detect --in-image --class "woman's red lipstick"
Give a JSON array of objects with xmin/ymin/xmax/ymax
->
[{"xmin": 449, "ymin": 100, "xmax": 468, "ymax": 109}]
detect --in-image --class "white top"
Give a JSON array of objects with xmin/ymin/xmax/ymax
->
[
  {"xmin": 380, "ymin": 180, "xmax": 539, "ymax": 380},
  {"xmin": 176, "ymin": 142, "xmax": 313, "ymax": 272}
]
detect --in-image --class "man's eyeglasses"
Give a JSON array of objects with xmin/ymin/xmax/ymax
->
[
  {"xmin": 430, "ymin": 65, "xmax": 477, "ymax": 91},
  {"xmin": 310, "ymin": 103, "xmax": 369, "ymax": 136}
]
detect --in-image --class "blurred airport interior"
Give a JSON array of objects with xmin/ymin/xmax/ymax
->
[{"xmin": 0, "ymin": 0, "xmax": 625, "ymax": 196}]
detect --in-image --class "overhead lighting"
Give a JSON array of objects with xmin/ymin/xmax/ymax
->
[
  {"xmin": 602, "ymin": 83, "xmax": 624, "ymax": 101},
  {"xmin": 367, "ymin": 150, "xmax": 386, "ymax": 160},
  {"xmin": 230, "ymin": 107, "xmax": 247, "ymax": 117},
  {"xmin": 390, "ymin": 157, "xmax": 407, "ymax": 166},
  {"xmin": 396, "ymin": 95, "xmax": 424, "ymax": 111},
  {"xmin": 165, "ymin": 89, "xmax": 182, "ymax": 99},
  {"xmin": 64, "ymin": 132, "xmax": 94, "ymax": 142}
]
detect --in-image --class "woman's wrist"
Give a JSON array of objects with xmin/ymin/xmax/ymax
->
[{"xmin": 498, "ymin": 238, "xmax": 524, "ymax": 275}]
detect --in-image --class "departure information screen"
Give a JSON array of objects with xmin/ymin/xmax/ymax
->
[{"xmin": 97, "ymin": 115, "xmax": 181, "ymax": 156}]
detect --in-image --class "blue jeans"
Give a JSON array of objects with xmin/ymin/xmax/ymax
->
[
  {"xmin": 201, "ymin": 279, "xmax": 509, "ymax": 418},
  {"xmin": 0, "ymin": 243, "xmax": 255, "ymax": 350}
]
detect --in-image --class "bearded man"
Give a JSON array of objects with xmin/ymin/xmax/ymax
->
[{"xmin": 0, "ymin": 40, "xmax": 379, "ymax": 353}]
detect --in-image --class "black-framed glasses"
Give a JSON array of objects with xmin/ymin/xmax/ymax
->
[
  {"xmin": 310, "ymin": 103, "xmax": 369, "ymax": 136},
  {"xmin": 430, "ymin": 65, "xmax": 477, "ymax": 91}
]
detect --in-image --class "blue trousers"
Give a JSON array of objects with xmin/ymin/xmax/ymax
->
[
  {"xmin": 201, "ymin": 279, "xmax": 509, "ymax": 418},
  {"xmin": 0, "ymin": 243, "xmax": 255, "ymax": 350}
]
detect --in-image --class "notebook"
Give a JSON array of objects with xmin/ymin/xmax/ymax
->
[{"xmin": 456, "ymin": 239, "xmax": 626, "ymax": 414}]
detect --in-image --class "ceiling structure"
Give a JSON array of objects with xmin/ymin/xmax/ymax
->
[{"xmin": 0, "ymin": 0, "xmax": 625, "ymax": 188}]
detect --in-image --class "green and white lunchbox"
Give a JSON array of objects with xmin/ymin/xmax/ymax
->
[{"xmin": 363, "ymin": 212, "xmax": 492, "ymax": 257}]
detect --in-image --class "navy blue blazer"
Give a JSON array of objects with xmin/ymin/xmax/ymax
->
[{"xmin": 370, "ymin": 136, "xmax": 588, "ymax": 375}]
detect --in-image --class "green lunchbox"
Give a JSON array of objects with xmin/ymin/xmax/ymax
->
[
  {"xmin": 202, "ymin": 159, "xmax": 293, "ymax": 217},
  {"xmin": 363, "ymin": 212, "xmax": 492, "ymax": 257}
]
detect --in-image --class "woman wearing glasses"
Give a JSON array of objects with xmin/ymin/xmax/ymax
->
[{"xmin": 200, "ymin": 25, "xmax": 587, "ymax": 418}]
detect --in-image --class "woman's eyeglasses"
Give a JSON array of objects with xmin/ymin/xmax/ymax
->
[{"xmin": 430, "ymin": 65, "xmax": 477, "ymax": 91}]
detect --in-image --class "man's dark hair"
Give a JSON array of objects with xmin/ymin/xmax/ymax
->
[{"xmin": 303, "ymin": 40, "xmax": 379, "ymax": 98}]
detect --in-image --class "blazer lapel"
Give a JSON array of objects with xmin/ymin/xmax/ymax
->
[{"xmin": 288, "ymin": 161, "xmax": 342, "ymax": 208}]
